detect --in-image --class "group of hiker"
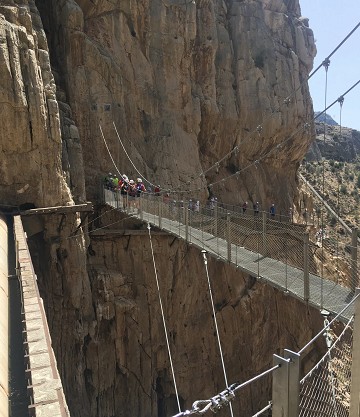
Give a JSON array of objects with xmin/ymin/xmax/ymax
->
[
  {"xmin": 104, "ymin": 172, "xmax": 154, "ymax": 197},
  {"xmin": 103, "ymin": 172, "xmax": 281, "ymax": 218}
]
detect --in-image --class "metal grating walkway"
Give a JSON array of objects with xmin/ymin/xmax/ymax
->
[{"xmin": 104, "ymin": 191, "xmax": 355, "ymax": 321}]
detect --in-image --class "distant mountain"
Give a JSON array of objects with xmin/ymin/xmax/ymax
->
[
  {"xmin": 306, "ymin": 119, "xmax": 360, "ymax": 162},
  {"xmin": 314, "ymin": 112, "xmax": 338, "ymax": 126}
]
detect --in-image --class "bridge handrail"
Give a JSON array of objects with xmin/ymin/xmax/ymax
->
[
  {"xmin": 14, "ymin": 216, "xmax": 70, "ymax": 417},
  {"xmin": 103, "ymin": 188, "xmax": 358, "ymax": 287},
  {"xmin": 102, "ymin": 188, "xmax": 358, "ymax": 417}
]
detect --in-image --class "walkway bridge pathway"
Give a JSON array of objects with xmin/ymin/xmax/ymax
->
[{"xmin": 103, "ymin": 189, "xmax": 359, "ymax": 321}]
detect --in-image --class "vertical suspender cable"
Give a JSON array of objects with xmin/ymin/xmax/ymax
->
[
  {"xmin": 320, "ymin": 59, "xmax": 330, "ymax": 308},
  {"xmin": 201, "ymin": 251, "xmax": 234, "ymax": 417},
  {"xmin": 99, "ymin": 124, "xmax": 124, "ymax": 179},
  {"xmin": 113, "ymin": 122, "xmax": 156, "ymax": 188},
  {"xmin": 337, "ymin": 97, "xmax": 344, "ymax": 281},
  {"xmin": 147, "ymin": 223, "xmax": 181, "ymax": 413}
]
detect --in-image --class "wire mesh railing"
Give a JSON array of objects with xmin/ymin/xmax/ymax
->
[
  {"xmin": 101, "ymin": 189, "xmax": 359, "ymax": 417},
  {"xmin": 299, "ymin": 317, "xmax": 354, "ymax": 417},
  {"xmin": 103, "ymin": 189, "xmax": 358, "ymax": 316}
]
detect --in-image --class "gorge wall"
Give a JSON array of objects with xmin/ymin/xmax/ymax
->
[
  {"xmin": 29, "ymin": 210, "xmax": 325, "ymax": 417},
  {"xmin": 0, "ymin": 0, "xmax": 320, "ymax": 416}
]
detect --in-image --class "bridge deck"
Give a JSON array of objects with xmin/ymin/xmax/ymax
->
[
  {"xmin": 139, "ymin": 211, "xmax": 353, "ymax": 321},
  {"xmin": 103, "ymin": 192, "xmax": 355, "ymax": 321}
]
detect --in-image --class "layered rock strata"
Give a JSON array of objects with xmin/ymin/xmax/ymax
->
[
  {"xmin": 30, "ymin": 211, "xmax": 325, "ymax": 417},
  {"xmin": 35, "ymin": 0, "xmax": 316, "ymax": 208},
  {"xmin": 0, "ymin": 1, "xmax": 320, "ymax": 416}
]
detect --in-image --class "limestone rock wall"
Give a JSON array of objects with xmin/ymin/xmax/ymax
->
[
  {"xmin": 0, "ymin": 1, "xmax": 321, "ymax": 417},
  {"xmin": 29, "ymin": 214, "xmax": 325, "ymax": 417},
  {"xmin": 35, "ymin": 0, "xmax": 316, "ymax": 208},
  {"xmin": 0, "ymin": 0, "xmax": 73, "ymax": 208}
]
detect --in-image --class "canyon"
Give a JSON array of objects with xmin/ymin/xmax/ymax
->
[{"xmin": 0, "ymin": 1, "xmax": 323, "ymax": 416}]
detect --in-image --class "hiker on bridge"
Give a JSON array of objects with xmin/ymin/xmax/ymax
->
[
  {"xmin": 242, "ymin": 201, "xmax": 248, "ymax": 213},
  {"xmin": 269, "ymin": 203, "xmax": 276, "ymax": 218}
]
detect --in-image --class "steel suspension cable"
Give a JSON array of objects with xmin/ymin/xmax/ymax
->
[
  {"xmin": 147, "ymin": 223, "xmax": 181, "ymax": 413},
  {"xmin": 308, "ymin": 21, "xmax": 360, "ymax": 81},
  {"xmin": 320, "ymin": 60, "xmax": 330, "ymax": 308},
  {"xmin": 201, "ymin": 250, "xmax": 234, "ymax": 417},
  {"xmin": 174, "ymin": 21, "xmax": 360, "ymax": 194},
  {"xmin": 336, "ymin": 98, "xmax": 344, "ymax": 278},
  {"xmin": 99, "ymin": 124, "xmax": 124, "ymax": 179},
  {"xmin": 300, "ymin": 314, "xmax": 354, "ymax": 384},
  {"xmin": 298, "ymin": 291, "xmax": 359, "ymax": 355},
  {"xmin": 208, "ymin": 78, "xmax": 360, "ymax": 191},
  {"xmin": 113, "ymin": 121, "xmax": 157, "ymax": 188}
]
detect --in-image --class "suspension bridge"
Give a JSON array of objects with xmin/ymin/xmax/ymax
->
[
  {"xmin": 103, "ymin": 189, "xmax": 358, "ymax": 320},
  {"xmin": 101, "ymin": 189, "xmax": 360, "ymax": 417},
  {"xmin": 1, "ymin": 5, "xmax": 359, "ymax": 416}
]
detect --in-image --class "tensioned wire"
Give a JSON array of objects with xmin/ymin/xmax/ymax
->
[
  {"xmin": 320, "ymin": 58, "xmax": 330, "ymax": 308},
  {"xmin": 201, "ymin": 250, "xmax": 234, "ymax": 417},
  {"xmin": 169, "ymin": 20, "xmax": 360, "ymax": 193},
  {"xmin": 101, "ymin": 21, "xmax": 360, "ymax": 196},
  {"xmin": 99, "ymin": 80, "xmax": 360, "ymax": 202},
  {"xmin": 207, "ymin": 78, "xmax": 360, "ymax": 190},
  {"xmin": 147, "ymin": 223, "xmax": 182, "ymax": 414},
  {"xmin": 300, "ymin": 314, "xmax": 353, "ymax": 384},
  {"xmin": 298, "ymin": 291, "xmax": 359, "ymax": 355}
]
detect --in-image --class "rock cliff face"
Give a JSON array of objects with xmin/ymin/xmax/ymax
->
[
  {"xmin": 30, "ymin": 212, "xmax": 325, "ymax": 417},
  {"xmin": 0, "ymin": 1, "xmax": 72, "ymax": 207},
  {"xmin": 307, "ymin": 121, "xmax": 360, "ymax": 162},
  {"xmin": 35, "ymin": 0, "xmax": 315, "ymax": 208},
  {"xmin": 0, "ymin": 1, "xmax": 320, "ymax": 416}
]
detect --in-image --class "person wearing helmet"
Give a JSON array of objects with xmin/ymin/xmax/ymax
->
[{"xmin": 136, "ymin": 178, "xmax": 146, "ymax": 196}]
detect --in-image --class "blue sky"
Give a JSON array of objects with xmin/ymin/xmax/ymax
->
[{"xmin": 299, "ymin": 0, "xmax": 360, "ymax": 130}]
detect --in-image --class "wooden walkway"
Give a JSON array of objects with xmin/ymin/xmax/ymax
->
[{"xmin": 104, "ymin": 194, "xmax": 355, "ymax": 322}]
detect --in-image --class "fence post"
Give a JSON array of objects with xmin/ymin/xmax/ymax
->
[
  {"xmin": 272, "ymin": 354, "xmax": 290, "ymax": 417},
  {"xmin": 158, "ymin": 198, "xmax": 162, "ymax": 229},
  {"xmin": 227, "ymin": 213, "xmax": 231, "ymax": 263},
  {"xmin": 284, "ymin": 349, "xmax": 300, "ymax": 417},
  {"xmin": 262, "ymin": 211, "xmax": 267, "ymax": 255},
  {"xmin": 351, "ymin": 228, "xmax": 358, "ymax": 292},
  {"xmin": 185, "ymin": 207, "xmax": 189, "ymax": 242},
  {"xmin": 350, "ymin": 288, "xmax": 360, "ymax": 417},
  {"xmin": 139, "ymin": 195, "xmax": 143, "ymax": 220},
  {"xmin": 303, "ymin": 232, "xmax": 309, "ymax": 302},
  {"xmin": 214, "ymin": 202, "xmax": 218, "ymax": 236}
]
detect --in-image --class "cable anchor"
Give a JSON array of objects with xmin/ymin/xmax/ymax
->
[
  {"xmin": 322, "ymin": 57, "xmax": 330, "ymax": 70},
  {"xmin": 337, "ymin": 95, "xmax": 344, "ymax": 107},
  {"xmin": 283, "ymin": 97, "xmax": 291, "ymax": 106}
]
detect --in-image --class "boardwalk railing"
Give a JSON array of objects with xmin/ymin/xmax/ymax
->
[
  {"xmin": 103, "ymin": 189, "xmax": 358, "ymax": 319},
  {"xmin": 14, "ymin": 216, "xmax": 70, "ymax": 417},
  {"xmin": 103, "ymin": 189, "xmax": 360, "ymax": 417}
]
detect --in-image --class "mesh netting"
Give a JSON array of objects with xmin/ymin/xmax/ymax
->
[{"xmin": 299, "ymin": 319, "xmax": 353, "ymax": 417}]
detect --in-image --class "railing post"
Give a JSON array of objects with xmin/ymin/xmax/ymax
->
[
  {"xmin": 214, "ymin": 202, "xmax": 218, "ymax": 236},
  {"xmin": 272, "ymin": 354, "xmax": 290, "ymax": 417},
  {"xmin": 227, "ymin": 212, "xmax": 231, "ymax": 263},
  {"xmin": 351, "ymin": 228, "xmax": 358, "ymax": 292},
  {"xmin": 158, "ymin": 198, "xmax": 162, "ymax": 229},
  {"xmin": 284, "ymin": 349, "xmax": 300, "ymax": 417},
  {"xmin": 139, "ymin": 195, "xmax": 143, "ymax": 220},
  {"xmin": 303, "ymin": 232, "xmax": 309, "ymax": 301},
  {"xmin": 262, "ymin": 211, "xmax": 267, "ymax": 255},
  {"xmin": 185, "ymin": 207, "xmax": 189, "ymax": 242},
  {"xmin": 350, "ymin": 288, "xmax": 360, "ymax": 417}
]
